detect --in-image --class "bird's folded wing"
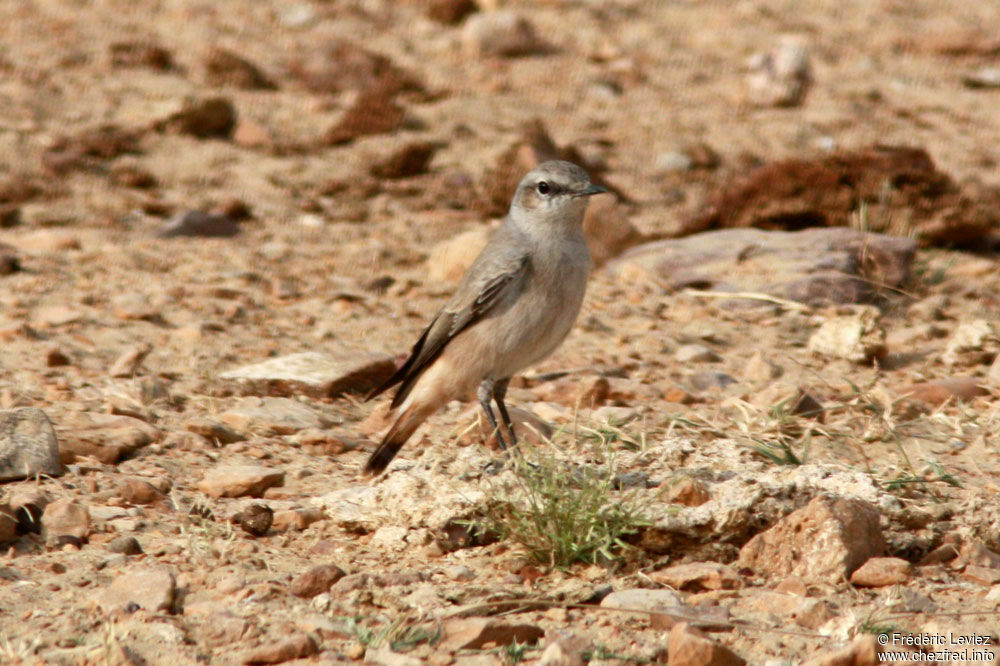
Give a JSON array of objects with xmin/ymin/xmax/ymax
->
[{"xmin": 366, "ymin": 249, "xmax": 530, "ymax": 408}]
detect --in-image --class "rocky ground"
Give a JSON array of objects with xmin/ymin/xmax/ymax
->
[{"xmin": 2, "ymin": 0, "xmax": 1000, "ymax": 664}]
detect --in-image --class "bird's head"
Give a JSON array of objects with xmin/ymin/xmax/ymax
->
[{"xmin": 510, "ymin": 160, "xmax": 606, "ymax": 228}]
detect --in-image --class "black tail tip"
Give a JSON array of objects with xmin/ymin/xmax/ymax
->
[
  {"xmin": 364, "ymin": 443, "xmax": 400, "ymax": 476},
  {"xmin": 363, "ymin": 456, "xmax": 388, "ymax": 476}
]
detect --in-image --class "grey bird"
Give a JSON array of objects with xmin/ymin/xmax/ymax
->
[{"xmin": 364, "ymin": 160, "xmax": 607, "ymax": 475}]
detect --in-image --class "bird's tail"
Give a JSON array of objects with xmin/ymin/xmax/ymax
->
[{"xmin": 364, "ymin": 403, "xmax": 429, "ymax": 475}]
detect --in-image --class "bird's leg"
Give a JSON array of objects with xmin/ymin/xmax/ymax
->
[
  {"xmin": 477, "ymin": 379, "xmax": 510, "ymax": 451},
  {"xmin": 492, "ymin": 378, "xmax": 516, "ymax": 449}
]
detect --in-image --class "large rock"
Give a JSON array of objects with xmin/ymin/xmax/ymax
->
[
  {"xmin": 220, "ymin": 351, "xmax": 395, "ymax": 399},
  {"xmin": 95, "ymin": 566, "xmax": 176, "ymax": 613},
  {"xmin": 197, "ymin": 465, "xmax": 284, "ymax": 498},
  {"xmin": 647, "ymin": 562, "xmax": 741, "ymax": 592},
  {"xmin": 0, "ymin": 408, "xmax": 63, "ymax": 481},
  {"xmin": 462, "ymin": 11, "xmax": 548, "ymax": 58},
  {"xmin": 849, "ymin": 557, "xmax": 911, "ymax": 587},
  {"xmin": 745, "ymin": 38, "xmax": 812, "ymax": 108},
  {"xmin": 41, "ymin": 499, "xmax": 90, "ymax": 543},
  {"xmin": 684, "ymin": 145, "xmax": 1000, "ymax": 248},
  {"xmin": 807, "ymin": 306, "xmax": 886, "ymax": 363},
  {"xmin": 608, "ymin": 228, "xmax": 915, "ymax": 308},
  {"xmin": 438, "ymin": 618, "xmax": 544, "ymax": 651},
  {"xmin": 219, "ymin": 397, "xmax": 330, "ymax": 436},
  {"xmin": 668, "ymin": 623, "xmax": 745, "ymax": 666},
  {"xmin": 239, "ymin": 634, "xmax": 317, "ymax": 664},
  {"xmin": 737, "ymin": 496, "xmax": 886, "ymax": 583},
  {"xmin": 55, "ymin": 412, "xmax": 160, "ymax": 464}
]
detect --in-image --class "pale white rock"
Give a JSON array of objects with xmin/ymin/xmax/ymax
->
[
  {"xmin": 462, "ymin": 11, "xmax": 546, "ymax": 58},
  {"xmin": 746, "ymin": 37, "xmax": 813, "ymax": 107},
  {"xmin": 675, "ymin": 343, "xmax": 721, "ymax": 364},
  {"xmin": 807, "ymin": 306, "xmax": 885, "ymax": 363},
  {"xmin": 221, "ymin": 351, "xmax": 394, "ymax": 398},
  {"xmin": 943, "ymin": 319, "xmax": 996, "ymax": 367}
]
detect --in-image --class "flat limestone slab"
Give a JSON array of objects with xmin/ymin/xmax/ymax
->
[{"xmin": 220, "ymin": 351, "xmax": 395, "ymax": 398}]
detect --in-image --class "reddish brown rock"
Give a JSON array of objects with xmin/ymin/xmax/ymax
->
[
  {"xmin": 685, "ymin": 145, "xmax": 1000, "ymax": 248},
  {"xmin": 157, "ymin": 98, "xmax": 237, "ymax": 139},
  {"xmin": 203, "ymin": 47, "xmax": 275, "ymax": 90},
  {"xmin": 737, "ymin": 496, "xmax": 886, "ymax": 583},
  {"xmin": 197, "ymin": 465, "xmax": 284, "ymax": 499},
  {"xmin": 0, "ymin": 501, "xmax": 16, "ymax": 544},
  {"xmin": 369, "ymin": 141, "xmax": 441, "ymax": 179},
  {"xmin": 904, "ymin": 376, "xmax": 989, "ymax": 406},
  {"xmin": 0, "ymin": 243, "xmax": 19, "ymax": 274},
  {"xmin": 56, "ymin": 412, "xmax": 160, "ymax": 464},
  {"xmin": 271, "ymin": 508, "xmax": 324, "ymax": 532},
  {"xmin": 110, "ymin": 162, "xmax": 157, "ymax": 188},
  {"xmin": 185, "ymin": 418, "xmax": 244, "ymax": 444},
  {"xmin": 288, "ymin": 40, "xmax": 423, "ymax": 97},
  {"xmin": 109, "ymin": 41, "xmax": 174, "ymax": 70},
  {"xmin": 289, "ymin": 564, "xmax": 347, "ymax": 598},
  {"xmin": 120, "ymin": 478, "xmax": 166, "ymax": 505},
  {"xmin": 240, "ymin": 633, "xmax": 317, "ymax": 664},
  {"xmin": 849, "ymin": 557, "xmax": 912, "ymax": 587},
  {"xmin": 323, "ymin": 88, "xmax": 406, "ymax": 145},
  {"xmin": 424, "ymin": 0, "xmax": 476, "ymax": 24},
  {"xmin": 649, "ymin": 562, "xmax": 741, "ymax": 592},
  {"xmin": 42, "ymin": 125, "xmax": 142, "ymax": 175},
  {"xmin": 663, "ymin": 477, "xmax": 711, "ymax": 507},
  {"xmin": 439, "ymin": 618, "xmax": 544, "ymax": 652},
  {"xmin": 667, "ymin": 622, "xmax": 745, "ymax": 666},
  {"xmin": 232, "ymin": 120, "xmax": 275, "ymax": 150}
]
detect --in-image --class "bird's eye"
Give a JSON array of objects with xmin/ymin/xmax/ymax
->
[{"xmin": 536, "ymin": 181, "xmax": 550, "ymax": 195}]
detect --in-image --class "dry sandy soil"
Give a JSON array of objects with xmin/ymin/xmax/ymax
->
[{"xmin": 1, "ymin": 0, "xmax": 1000, "ymax": 664}]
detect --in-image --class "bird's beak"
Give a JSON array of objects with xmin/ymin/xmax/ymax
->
[{"xmin": 573, "ymin": 184, "xmax": 608, "ymax": 198}]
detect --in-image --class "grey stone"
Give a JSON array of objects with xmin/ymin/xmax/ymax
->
[
  {"xmin": 157, "ymin": 209, "xmax": 240, "ymax": 238},
  {"xmin": 689, "ymin": 371, "xmax": 737, "ymax": 390},
  {"xmin": 608, "ymin": 227, "xmax": 916, "ymax": 308},
  {"xmin": 0, "ymin": 408, "xmax": 63, "ymax": 481},
  {"xmin": 219, "ymin": 397, "xmax": 329, "ymax": 436}
]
